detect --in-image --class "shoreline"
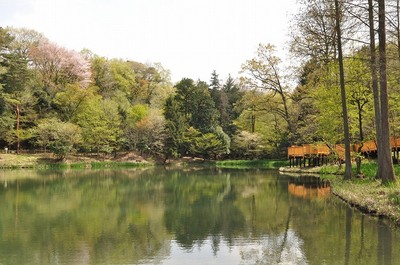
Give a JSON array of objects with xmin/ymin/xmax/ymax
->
[
  {"xmin": 0, "ymin": 153, "xmax": 150, "ymax": 169},
  {"xmin": 279, "ymin": 165, "xmax": 400, "ymax": 227}
]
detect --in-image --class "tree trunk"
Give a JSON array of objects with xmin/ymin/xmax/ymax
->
[
  {"xmin": 250, "ymin": 112, "xmax": 256, "ymax": 133},
  {"xmin": 16, "ymin": 104, "xmax": 20, "ymax": 155},
  {"xmin": 368, "ymin": 0, "xmax": 382, "ymax": 179},
  {"xmin": 397, "ymin": 0, "xmax": 400, "ymax": 60},
  {"xmin": 356, "ymin": 103, "xmax": 364, "ymax": 176},
  {"xmin": 378, "ymin": 0, "xmax": 396, "ymax": 184},
  {"xmin": 335, "ymin": 0, "xmax": 353, "ymax": 180}
]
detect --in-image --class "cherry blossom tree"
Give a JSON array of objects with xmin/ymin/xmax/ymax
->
[{"xmin": 29, "ymin": 39, "xmax": 91, "ymax": 95}]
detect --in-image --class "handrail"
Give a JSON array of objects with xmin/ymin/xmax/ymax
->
[{"xmin": 288, "ymin": 137, "xmax": 400, "ymax": 158}]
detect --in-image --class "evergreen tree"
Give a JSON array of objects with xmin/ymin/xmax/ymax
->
[
  {"xmin": 164, "ymin": 96, "xmax": 188, "ymax": 158},
  {"xmin": 221, "ymin": 75, "xmax": 243, "ymax": 135}
]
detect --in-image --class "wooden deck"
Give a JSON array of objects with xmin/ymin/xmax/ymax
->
[
  {"xmin": 287, "ymin": 137, "xmax": 400, "ymax": 167},
  {"xmin": 287, "ymin": 144, "xmax": 330, "ymax": 167}
]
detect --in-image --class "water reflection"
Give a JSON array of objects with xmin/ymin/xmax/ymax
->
[
  {"xmin": 0, "ymin": 168, "xmax": 399, "ymax": 264},
  {"xmin": 287, "ymin": 175, "xmax": 331, "ymax": 199},
  {"xmin": 377, "ymin": 219, "xmax": 393, "ymax": 265}
]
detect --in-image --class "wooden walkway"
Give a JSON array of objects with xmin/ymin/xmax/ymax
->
[{"xmin": 288, "ymin": 137, "xmax": 400, "ymax": 167}]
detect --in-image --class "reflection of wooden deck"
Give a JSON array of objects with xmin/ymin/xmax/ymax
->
[
  {"xmin": 288, "ymin": 137, "xmax": 400, "ymax": 167},
  {"xmin": 288, "ymin": 183, "xmax": 331, "ymax": 199},
  {"xmin": 287, "ymin": 176, "xmax": 331, "ymax": 199}
]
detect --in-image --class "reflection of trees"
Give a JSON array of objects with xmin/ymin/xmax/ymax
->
[
  {"xmin": 0, "ymin": 168, "xmax": 171, "ymax": 265},
  {"xmin": 163, "ymin": 170, "xmax": 246, "ymax": 248},
  {"xmin": 1, "ymin": 168, "xmax": 400, "ymax": 264},
  {"xmin": 345, "ymin": 206, "xmax": 352, "ymax": 265},
  {"xmin": 287, "ymin": 186, "xmax": 400, "ymax": 264},
  {"xmin": 163, "ymin": 169, "xmax": 300, "ymax": 254},
  {"xmin": 377, "ymin": 219, "xmax": 393, "ymax": 265}
]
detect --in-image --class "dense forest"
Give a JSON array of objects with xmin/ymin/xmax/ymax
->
[{"xmin": 1, "ymin": 0, "xmax": 400, "ymax": 168}]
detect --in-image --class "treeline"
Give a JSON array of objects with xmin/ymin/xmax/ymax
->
[
  {"xmin": 0, "ymin": 27, "xmax": 288, "ymax": 160},
  {"xmin": 252, "ymin": 0, "xmax": 399, "ymax": 182},
  {"xmin": 2, "ymin": 0, "xmax": 400, "ymax": 166}
]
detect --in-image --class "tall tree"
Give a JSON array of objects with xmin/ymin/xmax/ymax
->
[
  {"xmin": 241, "ymin": 44, "xmax": 292, "ymax": 136},
  {"xmin": 221, "ymin": 75, "xmax": 243, "ymax": 135},
  {"xmin": 368, "ymin": 0, "xmax": 383, "ymax": 179},
  {"xmin": 164, "ymin": 96, "xmax": 188, "ymax": 158},
  {"xmin": 378, "ymin": 0, "xmax": 396, "ymax": 183},
  {"xmin": 29, "ymin": 39, "xmax": 91, "ymax": 97},
  {"xmin": 289, "ymin": 0, "xmax": 337, "ymax": 67},
  {"xmin": 188, "ymin": 80, "xmax": 219, "ymax": 133},
  {"xmin": 335, "ymin": 0, "xmax": 352, "ymax": 179},
  {"xmin": 0, "ymin": 27, "xmax": 38, "ymax": 153},
  {"xmin": 173, "ymin": 78, "xmax": 219, "ymax": 133}
]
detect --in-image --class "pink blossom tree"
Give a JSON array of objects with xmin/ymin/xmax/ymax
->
[{"xmin": 29, "ymin": 39, "xmax": 91, "ymax": 96}]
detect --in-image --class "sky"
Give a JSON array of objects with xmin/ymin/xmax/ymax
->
[{"xmin": 0, "ymin": 0, "xmax": 298, "ymax": 83}]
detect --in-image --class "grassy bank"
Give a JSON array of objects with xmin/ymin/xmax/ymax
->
[
  {"xmin": 280, "ymin": 161, "xmax": 400, "ymax": 225},
  {"xmin": 0, "ymin": 153, "xmax": 150, "ymax": 169},
  {"xmin": 216, "ymin": 159, "xmax": 289, "ymax": 169},
  {"xmin": 279, "ymin": 160, "xmax": 400, "ymax": 176},
  {"xmin": 323, "ymin": 175, "xmax": 400, "ymax": 225},
  {"xmin": 0, "ymin": 155, "xmax": 288, "ymax": 170},
  {"xmin": 0, "ymin": 154, "xmax": 44, "ymax": 169}
]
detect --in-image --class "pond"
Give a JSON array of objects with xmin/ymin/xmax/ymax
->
[{"xmin": 0, "ymin": 167, "xmax": 399, "ymax": 265}]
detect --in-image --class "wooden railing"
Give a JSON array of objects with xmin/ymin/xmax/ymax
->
[
  {"xmin": 288, "ymin": 137, "xmax": 400, "ymax": 159},
  {"xmin": 288, "ymin": 144, "xmax": 330, "ymax": 158}
]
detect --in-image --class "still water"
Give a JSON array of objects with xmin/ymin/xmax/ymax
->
[{"xmin": 0, "ymin": 167, "xmax": 399, "ymax": 265}]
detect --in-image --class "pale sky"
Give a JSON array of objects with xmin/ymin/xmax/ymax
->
[{"xmin": 0, "ymin": 0, "xmax": 298, "ymax": 83}]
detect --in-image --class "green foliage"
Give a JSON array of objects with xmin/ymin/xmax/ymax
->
[
  {"xmin": 180, "ymin": 127, "xmax": 227, "ymax": 159},
  {"xmin": 216, "ymin": 159, "xmax": 288, "ymax": 169},
  {"xmin": 189, "ymin": 81, "xmax": 219, "ymax": 133},
  {"xmin": 0, "ymin": 27, "xmax": 250, "ymax": 160},
  {"xmin": 220, "ymin": 75, "xmax": 243, "ymax": 135},
  {"xmin": 130, "ymin": 109, "xmax": 166, "ymax": 157},
  {"xmin": 181, "ymin": 126, "xmax": 201, "ymax": 155},
  {"xmin": 34, "ymin": 118, "xmax": 82, "ymax": 159},
  {"xmin": 197, "ymin": 133, "xmax": 225, "ymax": 158},
  {"xmin": 164, "ymin": 97, "xmax": 187, "ymax": 158},
  {"xmin": 74, "ymin": 96, "xmax": 122, "ymax": 154},
  {"xmin": 127, "ymin": 104, "xmax": 149, "ymax": 123},
  {"xmin": 231, "ymin": 130, "xmax": 267, "ymax": 159},
  {"xmin": 164, "ymin": 78, "xmax": 229, "ymax": 158},
  {"xmin": 0, "ymin": 27, "xmax": 14, "ymax": 89},
  {"xmin": 108, "ymin": 59, "xmax": 137, "ymax": 99},
  {"xmin": 52, "ymin": 84, "xmax": 94, "ymax": 121}
]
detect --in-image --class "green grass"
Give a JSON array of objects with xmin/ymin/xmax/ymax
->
[
  {"xmin": 0, "ymin": 153, "xmax": 151, "ymax": 170},
  {"xmin": 216, "ymin": 159, "xmax": 288, "ymax": 169},
  {"xmin": 349, "ymin": 160, "xmax": 400, "ymax": 179},
  {"xmin": 293, "ymin": 160, "xmax": 400, "ymax": 178},
  {"xmin": 388, "ymin": 191, "xmax": 400, "ymax": 208},
  {"xmin": 90, "ymin": 161, "xmax": 148, "ymax": 168},
  {"xmin": 318, "ymin": 165, "xmax": 345, "ymax": 175},
  {"xmin": 357, "ymin": 161, "xmax": 378, "ymax": 178},
  {"xmin": 326, "ymin": 174, "xmax": 400, "ymax": 224},
  {"xmin": 0, "ymin": 154, "xmax": 41, "ymax": 168},
  {"xmin": 39, "ymin": 161, "xmax": 149, "ymax": 169}
]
